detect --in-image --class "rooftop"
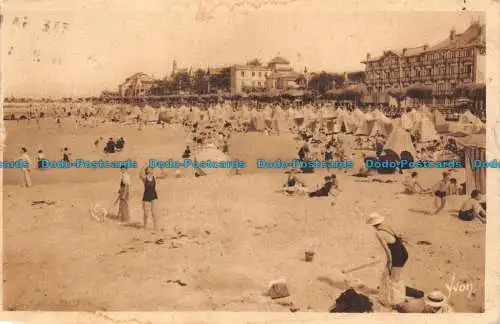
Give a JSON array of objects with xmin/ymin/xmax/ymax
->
[
  {"xmin": 268, "ymin": 56, "xmax": 290, "ymax": 65},
  {"xmin": 362, "ymin": 21, "xmax": 485, "ymax": 63}
]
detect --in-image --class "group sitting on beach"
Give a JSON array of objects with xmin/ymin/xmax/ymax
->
[{"xmin": 104, "ymin": 137, "xmax": 125, "ymax": 154}]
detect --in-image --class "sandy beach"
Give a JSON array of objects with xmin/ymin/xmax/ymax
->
[{"xmin": 3, "ymin": 119, "xmax": 485, "ymax": 312}]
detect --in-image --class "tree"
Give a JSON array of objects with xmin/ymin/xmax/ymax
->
[
  {"xmin": 307, "ymin": 72, "xmax": 336, "ymax": 94},
  {"xmin": 330, "ymin": 73, "xmax": 346, "ymax": 88},
  {"xmin": 406, "ymin": 83, "xmax": 433, "ymax": 104},
  {"xmin": 208, "ymin": 67, "xmax": 231, "ymax": 92},
  {"xmin": 172, "ymin": 72, "xmax": 191, "ymax": 92},
  {"xmin": 193, "ymin": 69, "xmax": 208, "ymax": 94},
  {"xmin": 247, "ymin": 58, "xmax": 262, "ymax": 67},
  {"xmin": 346, "ymin": 71, "xmax": 366, "ymax": 84}
]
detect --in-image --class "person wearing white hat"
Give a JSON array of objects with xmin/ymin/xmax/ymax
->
[
  {"xmin": 423, "ymin": 290, "xmax": 453, "ymax": 313},
  {"xmin": 396, "ymin": 289, "xmax": 453, "ymax": 313},
  {"xmin": 367, "ymin": 212, "xmax": 408, "ymax": 281},
  {"xmin": 367, "ymin": 212, "xmax": 410, "ymax": 307}
]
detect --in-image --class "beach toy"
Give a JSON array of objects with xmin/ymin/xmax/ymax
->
[{"xmin": 90, "ymin": 204, "xmax": 108, "ymax": 222}]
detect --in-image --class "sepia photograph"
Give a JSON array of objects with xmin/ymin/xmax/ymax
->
[{"xmin": 1, "ymin": 0, "xmax": 490, "ymax": 316}]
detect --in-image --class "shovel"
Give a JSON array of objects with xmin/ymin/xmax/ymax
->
[{"xmin": 341, "ymin": 260, "xmax": 381, "ymax": 274}]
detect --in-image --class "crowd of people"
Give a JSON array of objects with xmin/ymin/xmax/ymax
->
[{"xmin": 11, "ymin": 99, "xmax": 486, "ymax": 313}]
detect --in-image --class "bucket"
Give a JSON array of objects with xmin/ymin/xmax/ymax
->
[{"xmin": 305, "ymin": 251, "xmax": 315, "ymax": 262}]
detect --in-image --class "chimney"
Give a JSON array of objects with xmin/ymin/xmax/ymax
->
[
  {"xmin": 366, "ymin": 53, "xmax": 371, "ymax": 60},
  {"xmin": 423, "ymin": 44, "xmax": 429, "ymax": 50},
  {"xmin": 450, "ymin": 28, "xmax": 456, "ymax": 40},
  {"xmin": 402, "ymin": 48, "xmax": 407, "ymax": 55}
]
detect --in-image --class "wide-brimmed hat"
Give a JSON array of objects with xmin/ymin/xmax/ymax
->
[
  {"xmin": 424, "ymin": 290, "xmax": 445, "ymax": 308},
  {"xmin": 366, "ymin": 212, "xmax": 384, "ymax": 226}
]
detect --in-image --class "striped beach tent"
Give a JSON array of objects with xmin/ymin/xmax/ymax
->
[{"xmin": 457, "ymin": 135, "xmax": 486, "ymax": 195}]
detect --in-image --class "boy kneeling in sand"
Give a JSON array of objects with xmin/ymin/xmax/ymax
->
[
  {"xmin": 275, "ymin": 168, "xmax": 309, "ymax": 196},
  {"xmin": 402, "ymin": 172, "xmax": 426, "ymax": 194}
]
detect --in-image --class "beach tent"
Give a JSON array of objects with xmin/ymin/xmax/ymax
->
[
  {"xmin": 383, "ymin": 126, "xmax": 417, "ymax": 159},
  {"xmin": 459, "ymin": 110, "xmax": 481, "ymax": 124},
  {"xmin": 433, "ymin": 109, "xmax": 446, "ymax": 126},
  {"xmin": 419, "ymin": 105, "xmax": 433, "ymax": 120},
  {"xmin": 450, "ymin": 110, "xmax": 485, "ymax": 135},
  {"xmin": 456, "ymin": 135, "xmax": 486, "ymax": 195},
  {"xmin": 417, "ymin": 116, "xmax": 439, "ymax": 142},
  {"xmin": 400, "ymin": 112, "xmax": 414, "ymax": 131},
  {"xmin": 142, "ymin": 106, "xmax": 158, "ymax": 122},
  {"xmin": 355, "ymin": 112, "xmax": 375, "ymax": 136},
  {"xmin": 194, "ymin": 144, "xmax": 232, "ymax": 176},
  {"xmin": 370, "ymin": 111, "xmax": 393, "ymax": 138}
]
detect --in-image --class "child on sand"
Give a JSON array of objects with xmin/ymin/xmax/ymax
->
[
  {"xmin": 114, "ymin": 180, "xmax": 130, "ymax": 223},
  {"xmin": 275, "ymin": 168, "xmax": 308, "ymax": 196},
  {"xmin": 62, "ymin": 147, "xmax": 71, "ymax": 162},
  {"xmin": 403, "ymin": 172, "xmax": 425, "ymax": 194},
  {"xmin": 431, "ymin": 172, "xmax": 450, "ymax": 214},
  {"xmin": 458, "ymin": 189, "xmax": 486, "ymax": 222},
  {"xmin": 36, "ymin": 149, "xmax": 46, "ymax": 169},
  {"xmin": 447, "ymin": 178, "xmax": 460, "ymax": 196}
]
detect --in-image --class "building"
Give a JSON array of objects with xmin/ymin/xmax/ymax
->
[
  {"xmin": 171, "ymin": 59, "xmax": 192, "ymax": 78},
  {"xmin": 230, "ymin": 56, "xmax": 303, "ymax": 93},
  {"xmin": 362, "ymin": 21, "xmax": 486, "ymax": 106},
  {"xmin": 230, "ymin": 64, "xmax": 271, "ymax": 93},
  {"xmin": 118, "ymin": 72, "xmax": 155, "ymax": 97}
]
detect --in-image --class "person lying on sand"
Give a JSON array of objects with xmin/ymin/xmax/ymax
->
[
  {"xmin": 308, "ymin": 175, "xmax": 339, "ymax": 198},
  {"xmin": 458, "ymin": 189, "xmax": 486, "ymax": 222},
  {"xmin": 402, "ymin": 172, "xmax": 425, "ymax": 194},
  {"xmin": 275, "ymin": 168, "xmax": 308, "ymax": 196}
]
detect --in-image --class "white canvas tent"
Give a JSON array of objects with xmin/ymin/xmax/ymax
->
[
  {"xmin": 370, "ymin": 111, "xmax": 393, "ymax": 138},
  {"xmin": 433, "ymin": 109, "xmax": 446, "ymax": 126},
  {"xmin": 450, "ymin": 110, "xmax": 485, "ymax": 134},
  {"xmin": 355, "ymin": 112, "xmax": 375, "ymax": 136},
  {"xmin": 417, "ymin": 116, "xmax": 439, "ymax": 142},
  {"xmin": 194, "ymin": 144, "xmax": 232, "ymax": 176},
  {"xmin": 383, "ymin": 126, "xmax": 417, "ymax": 158},
  {"xmin": 142, "ymin": 106, "xmax": 158, "ymax": 122}
]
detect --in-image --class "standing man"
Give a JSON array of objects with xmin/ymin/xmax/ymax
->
[{"xmin": 19, "ymin": 147, "xmax": 32, "ymax": 187}]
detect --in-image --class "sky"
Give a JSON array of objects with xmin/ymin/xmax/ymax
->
[{"xmin": 1, "ymin": 0, "xmax": 484, "ymax": 98}]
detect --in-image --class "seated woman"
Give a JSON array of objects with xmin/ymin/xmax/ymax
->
[
  {"xmin": 458, "ymin": 190, "xmax": 486, "ymax": 222},
  {"xmin": 275, "ymin": 168, "xmax": 308, "ymax": 195},
  {"xmin": 308, "ymin": 175, "xmax": 338, "ymax": 198}
]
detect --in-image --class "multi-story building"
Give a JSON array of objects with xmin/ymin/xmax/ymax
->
[
  {"xmin": 230, "ymin": 64, "xmax": 271, "ymax": 93},
  {"xmin": 362, "ymin": 21, "xmax": 485, "ymax": 106},
  {"xmin": 118, "ymin": 72, "xmax": 155, "ymax": 97},
  {"xmin": 230, "ymin": 56, "xmax": 303, "ymax": 93}
]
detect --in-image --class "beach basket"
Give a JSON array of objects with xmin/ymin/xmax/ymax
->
[{"xmin": 90, "ymin": 204, "xmax": 108, "ymax": 222}]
